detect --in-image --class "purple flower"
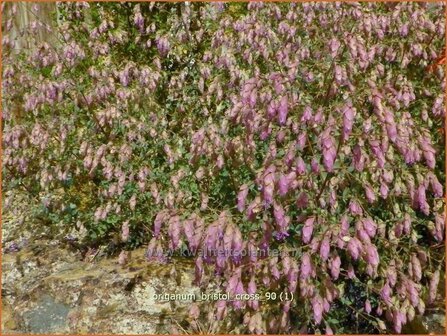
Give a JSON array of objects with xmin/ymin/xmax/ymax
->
[
  {"xmin": 248, "ymin": 276, "xmax": 257, "ymax": 295},
  {"xmin": 365, "ymin": 244, "xmax": 379, "ymax": 266},
  {"xmin": 183, "ymin": 217, "xmax": 194, "ymax": 247},
  {"xmin": 364, "ymin": 299, "xmax": 372, "ymax": 314},
  {"xmin": 297, "ymin": 132, "xmax": 307, "ymax": 149},
  {"xmin": 226, "ymin": 269, "xmax": 241, "ymax": 294},
  {"xmin": 380, "ymin": 182, "xmax": 389, "ymax": 199},
  {"xmin": 267, "ymin": 100, "xmax": 277, "ymax": 119},
  {"xmin": 300, "ymin": 252, "xmax": 312, "ymax": 279},
  {"xmin": 347, "ymin": 237, "xmax": 362, "ymax": 260},
  {"xmin": 340, "ymin": 215, "xmax": 350, "ymax": 235},
  {"xmin": 302, "ymin": 217, "xmax": 315, "ymax": 243},
  {"xmin": 301, "ymin": 106, "xmax": 313, "ymax": 123},
  {"xmin": 194, "ymin": 257, "xmax": 203, "ymax": 285},
  {"xmin": 399, "ymin": 23, "xmax": 409, "ymax": 37},
  {"xmin": 320, "ymin": 237, "xmax": 330, "ymax": 261},
  {"xmin": 246, "ymin": 197, "xmax": 261, "ymax": 221},
  {"xmin": 330, "ymin": 255, "xmax": 341, "ymax": 280},
  {"xmin": 278, "ymin": 96, "xmax": 288, "ymax": 125},
  {"xmin": 428, "ymin": 173, "xmax": 443, "ymax": 197},
  {"xmin": 380, "ymin": 282, "xmax": 392, "ymax": 305},
  {"xmin": 369, "ymin": 140, "xmax": 386, "ymax": 168},
  {"xmin": 417, "ymin": 184, "xmax": 430, "ymax": 215},
  {"xmin": 411, "ymin": 254, "xmax": 422, "ymax": 282},
  {"xmin": 278, "ymin": 174, "xmax": 289, "ymax": 196},
  {"xmin": 287, "ymin": 263, "xmax": 299, "ymax": 293},
  {"xmin": 168, "ymin": 215, "xmax": 181, "ymax": 250},
  {"xmin": 362, "ymin": 217, "xmax": 377, "ymax": 238},
  {"xmin": 311, "ymin": 158, "xmax": 320, "ymax": 173},
  {"xmin": 261, "ymin": 165, "xmax": 275, "ymax": 202},
  {"xmin": 393, "ymin": 310, "xmax": 405, "ymax": 333},
  {"xmin": 237, "ymin": 184, "xmax": 249, "ymax": 212},
  {"xmin": 232, "ymin": 227, "xmax": 243, "ymax": 260},
  {"xmin": 311, "ymin": 294, "xmax": 324, "ymax": 324},
  {"xmin": 156, "ymin": 36, "xmax": 170, "ymax": 56},
  {"xmin": 328, "ymin": 38, "xmax": 341, "ymax": 57},
  {"xmin": 348, "ymin": 200, "xmax": 363, "ymax": 216},
  {"xmin": 296, "ymin": 192, "xmax": 308, "ymax": 209},
  {"xmin": 118, "ymin": 250, "xmax": 128, "ymax": 265},
  {"xmin": 364, "ymin": 184, "xmax": 376, "ymax": 203},
  {"xmin": 347, "ymin": 264, "xmax": 356, "ymax": 279},
  {"xmin": 352, "ymin": 145, "xmax": 365, "ymax": 171},
  {"xmin": 321, "ymin": 129, "xmax": 336, "ymax": 172},
  {"xmin": 121, "ymin": 220, "xmax": 129, "ymax": 242},
  {"xmin": 189, "ymin": 304, "xmax": 200, "ymax": 319},
  {"xmin": 313, "ymin": 108, "xmax": 324, "ymax": 125},
  {"xmin": 273, "ymin": 202, "xmax": 289, "ymax": 231},
  {"xmin": 342, "ymin": 104, "xmax": 356, "ymax": 139},
  {"xmin": 296, "ymin": 157, "xmax": 306, "ymax": 175},
  {"xmin": 134, "ymin": 12, "xmax": 144, "ymax": 31},
  {"xmin": 154, "ymin": 211, "xmax": 167, "ymax": 238},
  {"xmin": 5, "ymin": 242, "xmax": 21, "ymax": 253},
  {"xmin": 406, "ymin": 280, "xmax": 419, "ymax": 307}
]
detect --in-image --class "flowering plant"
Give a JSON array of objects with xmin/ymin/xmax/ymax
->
[{"xmin": 2, "ymin": 2, "xmax": 445, "ymax": 333}]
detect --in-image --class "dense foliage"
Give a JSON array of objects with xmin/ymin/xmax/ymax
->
[{"xmin": 2, "ymin": 2, "xmax": 445, "ymax": 334}]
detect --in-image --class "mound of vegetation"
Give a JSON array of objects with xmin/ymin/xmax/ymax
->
[{"xmin": 2, "ymin": 2, "xmax": 445, "ymax": 334}]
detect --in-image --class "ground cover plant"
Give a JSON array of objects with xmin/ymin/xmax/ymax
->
[{"xmin": 2, "ymin": 1, "xmax": 445, "ymax": 334}]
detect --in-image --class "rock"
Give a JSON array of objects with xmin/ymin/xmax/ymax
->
[
  {"xmin": 2, "ymin": 302, "xmax": 18, "ymax": 332},
  {"xmin": 2, "ymin": 240, "xmax": 200, "ymax": 334},
  {"xmin": 403, "ymin": 313, "xmax": 446, "ymax": 335},
  {"xmin": 403, "ymin": 315, "xmax": 429, "ymax": 334},
  {"xmin": 423, "ymin": 313, "xmax": 445, "ymax": 335},
  {"xmin": 22, "ymin": 295, "xmax": 70, "ymax": 333}
]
